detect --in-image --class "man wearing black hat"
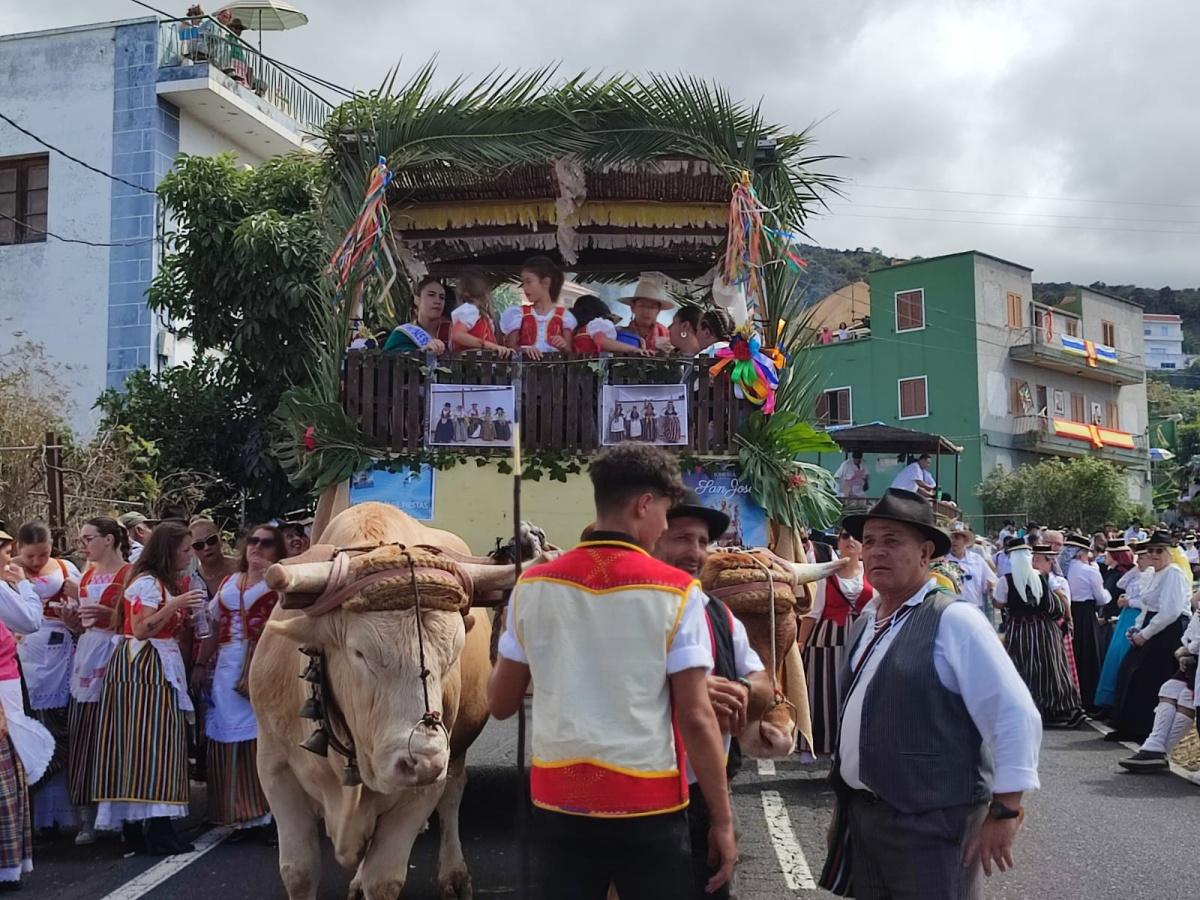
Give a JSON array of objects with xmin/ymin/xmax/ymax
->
[
  {"xmin": 654, "ymin": 491, "xmax": 772, "ymax": 899},
  {"xmin": 819, "ymin": 489, "xmax": 1041, "ymax": 899}
]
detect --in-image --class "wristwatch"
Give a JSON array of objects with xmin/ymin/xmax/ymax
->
[{"xmin": 987, "ymin": 799, "xmax": 1021, "ymax": 821}]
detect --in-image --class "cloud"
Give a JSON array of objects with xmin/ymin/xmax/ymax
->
[{"xmin": 5, "ymin": 0, "xmax": 1196, "ymax": 285}]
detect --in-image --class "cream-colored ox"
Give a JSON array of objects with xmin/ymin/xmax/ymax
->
[{"xmin": 250, "ymin": 502, "xmax": 531, "ymax": 900}]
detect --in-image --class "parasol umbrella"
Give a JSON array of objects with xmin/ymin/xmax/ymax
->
[
  {"xmin": 1150, "ymin": 447, "xmax": 1176, "ymax": 462},
  {"xmin": 215, "ymin": 0, "xmax": 308, "ymax": 52}
]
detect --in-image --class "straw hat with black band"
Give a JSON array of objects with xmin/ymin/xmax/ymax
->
[
  {"xmin": 0, "ymin": 528, "xmax": 12, "ymax": 544},
  {"xmin": 1031, "ymin": 543, "xmax": 1057, "ymax": 556},
  {"xmin": 842, "ymin": 488, "xmax": 951, "ymax": 558},
  {"xmin": 619, "ymin": 272, "xmax": 677, "ymax": 311},
  {"xmin": 1063, "ymin": 532, "xmax": 1091, "ymax": 550},
  {"xmin": 1132, "ymin": 540, "xmax": 1150, "ymax": 555},
  {"xmin": 667, "ymin": 490, "xmax": 730, "ymax": 543},
  {"xmin": 1104, "ymin": 538, "xmax": 1129, "ymax": 553}
]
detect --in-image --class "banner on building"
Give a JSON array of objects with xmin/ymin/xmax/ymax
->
[
  {"xmin": 350, "ymin": 465, "xmax": 435, "ymax": 521},
  {"xmin": 601, "ymin": 384, "xmax": 689, "ymax": 446},
  {"xmin": 683, "ymin": 468, "xmax": 768, "ymax": 548}
]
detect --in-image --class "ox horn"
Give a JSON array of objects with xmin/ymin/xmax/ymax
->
[
  {"xmin": 457, "ymin": 561, "xmax": 521, "ymax": 595},
  {"xmin": 266, "ymin": 560, "xmax": 335, "ymax": 594},
  {"xmin": 784, "ymin": 556, "xmax": 854, "ymax": 585}
]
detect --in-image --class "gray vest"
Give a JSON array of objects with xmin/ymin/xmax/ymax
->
[{"xmin": 839, "ymin": 592, "xmax": 993, "ymax": 814}]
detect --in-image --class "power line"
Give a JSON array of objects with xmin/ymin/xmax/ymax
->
[
  {"xmin": 0, "ymin": 111, "xmax": 156, "ymax": 195},
  {"xmin": 0, "ymin": 210, "xmax": 156, "ymax": 248},
  {"xmin": 824, "ymin": 211, "xmax": 1200, "ymax": 238},
  {"xmin": 829, "ymin": 202, "xmax": 1200, "ymax": 228},
  {"xmin": 850, "ymin": 182, "xmax": 1200, "ymax": 211}
]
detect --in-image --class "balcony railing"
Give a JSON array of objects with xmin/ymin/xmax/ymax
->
[
  {"xmin": 157, "ymin": 19, "xmax": 332, "ymax": 132},
  {"xmin": 1008, "ymin": 325, "xmax": 1143, "ymax": 386},
  {"xmin": 342, "ymin": 351, "xmax": 749, "ymax": 456},
  {"xmin": 1010, "ymin": 414, "xmax": 1147, "ymax": 464}
]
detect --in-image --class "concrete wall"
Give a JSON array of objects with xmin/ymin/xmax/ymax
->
[
  {"xmin": 0, "ymin": 21, "xmax": 125, "ymax": 429},
  {"xmin": 1079, "ymin": 288, "xmax": 1147, "ymax": 455},
  {"xmin": 178, "ymin": 113, "xmax": 263, "ymax": 165}
]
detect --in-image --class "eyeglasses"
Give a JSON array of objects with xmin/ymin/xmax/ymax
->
[
  {"xmin": 246, "ymin": 536, "xmax": 276, "ymax": 549},
  {"xmin": 191, "ymin": 534, "xmax": 220, "ymax": 551},
  {"xmin": 78, "ymin": 534, "xmax": 99, "ymax": 544}
]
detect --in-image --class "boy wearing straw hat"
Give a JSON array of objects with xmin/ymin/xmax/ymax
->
[{"xmin": 620, "ymin": 272, "xmax": 676, "ymax": 353}]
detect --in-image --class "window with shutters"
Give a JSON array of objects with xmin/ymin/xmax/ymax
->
[
  {"xmin": 1106, "ymin": 401, "xmax": 1120, "ymax": 430},
  {"xmin": 894, "ymin": 289, "xmax": 925, "ymax": 332},
  {"xmin": 898, "ymin": 376, "xmax": 928, "ymax": 419},
  {"xmin": 1006, "ymin": 292, "xmax": 1023, "ymax": 328},
  {"xmin": 816, "ymin": 387, "xmax": 853, "ymax": 426},
  {"xmin": 1064, "ymin": 318, "xmax": 1079, "ymax": 337},
  {"xmin": 1070, "ymin": 393, "xmax": 1086, "ymax": 423},
  {"xmin": 0, "ymin": 155, "xmax": 49, "ymax": 246},
  {"xmin": 1101, "ymin": 320, "xmax": 1116, "ymax": 347}
]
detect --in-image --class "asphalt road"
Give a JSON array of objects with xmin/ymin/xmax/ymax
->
[{"xmin": 18, "ymin": 715, "xmax": 1200, "ymax": 899}]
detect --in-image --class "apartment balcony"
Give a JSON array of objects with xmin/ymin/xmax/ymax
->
[
  {"xmin": 155, "ymin": 19, "xmax": 331, "ymax": 157},
  {"xmin": 1011, "ymin": 415, "xmax": 1147, "ymax": 467},
  {"xmin": 1008, "ymin": 326, "xmax": 1143, "ymax": 386}
]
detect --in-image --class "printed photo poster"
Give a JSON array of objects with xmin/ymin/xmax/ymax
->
[
  {"xmin": 1052, "ymin": 389, "xmax": 1066, "ymax": 417},
  {"xmin": 350, "ymin": 466, "xmax": 435, "ymax": 521},
  {"xmin": 428, "ymin": 384, "xmax": 516, "ymax": 448},
  {"xmin": 683, "ymin": 469, "xmax": 769, "ymax": 549},
  {"xmin": 600, "ymin": 384, "xmax": 689, "ymax": 447}
]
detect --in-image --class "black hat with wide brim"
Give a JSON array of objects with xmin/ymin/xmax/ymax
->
[
  {"xmin": 668, "ymin": 490, "xmax": 731, "ymax": 543},
  {"xmin": 842, "ymin": 488, "xmax": 951, "ymax": 558}
]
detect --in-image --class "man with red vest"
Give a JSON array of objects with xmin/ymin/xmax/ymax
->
[
  {"xmin": 654, "ymin": 491, "xmax": 771, "ymax": 900},
  {"xmin": 488, "ymin": 443, "xmax": 737, "ymax": 899}
]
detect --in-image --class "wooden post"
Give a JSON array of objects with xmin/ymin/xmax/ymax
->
[
  {"xmin": 510, "ymin": 358, "xmax": 531, "ymax": 896},
  {"xmin": 45, "ymin": 431, "xmax": 66, "ymax": 555}
]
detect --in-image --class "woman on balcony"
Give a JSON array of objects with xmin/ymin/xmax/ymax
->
[
  {"xmin": 450, "ymin": 267, "xmax": 511, "ymax": 356},
  {"xmin": 383, "ymin": 277, "xmax": 451, "ymax": 355},
  {"xmin": 502, "ymin": 256, "xmax": 575, "ymax": 359}
]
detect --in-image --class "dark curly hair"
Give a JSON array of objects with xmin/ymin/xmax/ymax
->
[{"xmin": 590, "ymin": 442, "xmax": 685, "ymax": 515}]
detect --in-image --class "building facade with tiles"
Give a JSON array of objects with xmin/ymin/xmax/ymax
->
[{"xmin": 0, "ymin": 16, "xmax": 327, "ymax": 431}]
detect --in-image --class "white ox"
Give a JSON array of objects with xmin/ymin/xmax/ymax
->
[{"xmin": 250, "ymin": 502, "xmax": 525, "ymax": 900}]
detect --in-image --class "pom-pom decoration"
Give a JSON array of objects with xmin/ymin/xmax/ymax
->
[{"xmin": 710, "ymin": 324, "xmax": 786, "ymax": 414}]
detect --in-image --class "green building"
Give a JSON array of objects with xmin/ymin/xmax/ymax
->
[{"xmin": 805, "ymin": 251, "xmax": 1150, "ymax": 524}]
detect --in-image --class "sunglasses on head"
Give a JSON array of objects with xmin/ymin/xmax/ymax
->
[
  {"xmin": 191, "ymin": 534, "xmax": 220, "ymax": 551},
  {"xmin": 246, "ymin": 536, "xmax": 276, "ymax": 549}
]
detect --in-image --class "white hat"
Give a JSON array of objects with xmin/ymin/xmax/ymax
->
[{"xmin": 619, "ymin": 272, "xmax": 676, "ymax": 310}]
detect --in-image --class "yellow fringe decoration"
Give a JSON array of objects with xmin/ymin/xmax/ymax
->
[{"xmin": 392, "ymin": 200, "xmax": 727, "ymax": 232}]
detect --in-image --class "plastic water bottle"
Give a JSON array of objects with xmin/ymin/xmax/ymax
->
[{"xmin": 192, "ymin": 605, "xmax": 212, "ymax": 639}]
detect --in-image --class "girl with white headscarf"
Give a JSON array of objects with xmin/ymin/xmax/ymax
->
[{"xmin": 996, "ymin": 541, "xmax": 1085, "ymax": 726}]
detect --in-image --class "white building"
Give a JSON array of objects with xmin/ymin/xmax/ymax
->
[
  {"xmin": 1143, "ymin": 313, "xmax": 1193, "ymax": 370},
  {"xmin": 0, "ymin": 16, "xmax": 328, "ymax": 432}
]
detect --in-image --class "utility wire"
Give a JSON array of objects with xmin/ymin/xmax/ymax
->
[
  {"xmin": 824, "ymin": 211, "xmax": 1200, "ymax": 238},
  {"xmin": 0, "ymin": 111, "xmax": 156, "ymax": 195},
  {"xmin": 0, "ymin": 210, "xmax": 156, "ymax": 248},
  {"xmin": 850, "ymin": 182, "xmax": 1200, "ymax": 211},
  {"xmin": 829, "ymin": 202, "xmax": 1200, "ymax": 228}
]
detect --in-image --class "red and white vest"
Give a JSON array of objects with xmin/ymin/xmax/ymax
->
[
  {"xmin": 519, "ymin": 306, "xmax": 567, "ymax": 349},
  {"xmin": 215, "ymin": 574, "xmax": 278, "ymax": 644},
  {"xmin": 822, "ymin": 575, "xmax": 874, "ymax": 627},
  {"xmin": 513, "ymin": 540, "xmax": 695, "ymax": 818},
  {"xmin": 450, "ymin": 306, "xmax": 497, "ymax": 351}
]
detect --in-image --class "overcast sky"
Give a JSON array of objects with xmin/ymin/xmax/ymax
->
[{"xmin": 5, "ymin": 0, "xmax": 1198, "ymax": 287}]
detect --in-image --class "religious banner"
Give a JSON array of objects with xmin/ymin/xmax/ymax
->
[
  {"xmin": 428, "ymin": 384, "xmax": 516, "ymax": 448},
  {"xmin": 683, "ymin": 468, "xmax": 769, "ymax": 548},
  {"xmin": 600, "ymin": 384, "xmax": 689, "ymax": 446},
  {"xmin": 350, "ymin": 465, "xmax": 436, "ymax": 520}
]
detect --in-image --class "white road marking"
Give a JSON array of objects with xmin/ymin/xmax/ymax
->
[
  {"xmin": 1085, "ymin": 718, "xmax": 1200, "ymax": 785},
  {"xmin": 757, "ymin": 759, "xmax": 777, "ymax": 776},
  {"xmin": 97, "ymin": 827, "xmax": 232, "ymax": 900},
  {"xmin": 760, "ymin": 790, "xmax": 815, "ymax": 890}
]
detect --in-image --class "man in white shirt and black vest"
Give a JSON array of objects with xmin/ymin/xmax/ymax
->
[
  {"xmin": 487, "ymin": 443, "xmax": 737, "ymax": 899},
  {"xmin": 654, "ymin": 490, "xmax": 773, "ymax": 899},
  {"xmin": 819, "ymin": 489, "xmax": 1042, "ymax": 899}
]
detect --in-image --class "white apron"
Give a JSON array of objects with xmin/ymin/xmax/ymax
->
[
  {"xmin": 19, "ymin": 562, "xmax": 78, "ymax": 711},
  {"xmin": 0, "ymin": 679, "xmax": 54, "ymax": 785},
  {"xmin": 71, "ymin": 629, "xmax": 116, "ymax": 704},
  {"xmin": 205, "ymin": 578, "xmax": 274, "ymax": 743}
]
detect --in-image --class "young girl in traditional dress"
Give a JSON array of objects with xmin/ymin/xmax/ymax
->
[
  {"xmin": 0, "ymin": 529, "xmax": 54, "ymax": 888},
  {"xmin": 453, "ymin": 406, "xmax": 468, "ymax": 443},
  {"xmin": 451, "ymin": 266, "xmax": 511, "ymax": 356},
  {"xmin": 493, "ymin": 407, "xmax": 512, "ymax": 443},
  {"xmin": 14, "ymin": 520, "xmax": 81, "ymax": 834},
  {"xmin": 501, "ymin": 256, "xmax": 576, "ymax": 359},
  {"xmin": 661, "ymin": 401, "xmax": 682, "ymax": 444},
  {"xmin": 627, "ymin": 408, "xmax": 643, "ymax": 440},
  {"xmin": 69, "ymin": 518, "xmax": 131, "ymax": 845},
  {"xmin": 201, "ymin": 525, "xmax": 285, "ymax": 834},
  {"xmin": 607, "ymin": 403, "xmax": 626, "ymax": 444},
  {"xmin": 93, "ymin": 521, "xmax": 206, "ymax": 855},
  {"xmin": 798, "ymin": 529, "xmax": 872, "ymax": 756},
  {"xmin": 481, "ymin": 407, "xmax": 496, "ymax": 442},
  {"xmin": 383, "ymin": 277, "xmax": 451, "ymax": 354},
  {"xmin": 641, "ymin": 402, "xmax": 657, "ymax": 443}
]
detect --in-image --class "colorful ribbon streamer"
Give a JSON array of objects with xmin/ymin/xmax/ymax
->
[{"xmin": 328, "ymin": 156, "xmax": 393, "ymax": 298}]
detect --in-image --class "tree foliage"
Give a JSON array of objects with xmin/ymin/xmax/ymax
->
[
  {"xmin": 976, "ymin": 456, "xmax": 1138, "ymax": 532},
  {"xmin": 148, "ymin": 152, "xmax": 327, "ymax": 401}
]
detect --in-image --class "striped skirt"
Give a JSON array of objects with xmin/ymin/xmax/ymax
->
[
  {"xmin": 803, "ymin": 616, "xmax": 854, "ymax": 757},
  {"xmin": 0, "ymin": 734, "xmax": 31, "ymax": 883},
  {"xmin": 92, "ymin": 641, "xmax": 189, "ymax": 822},
  {"xmin": 206, "ymin": 739, "xmax": 270, "ymax": 827},
  {"xmin": 67, "ymin": 699, "xmax": 101, "ymax": 806},
  {"xmin": 1006, "ymin": 615, "xmax": 1083, "ymax": 722}
]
